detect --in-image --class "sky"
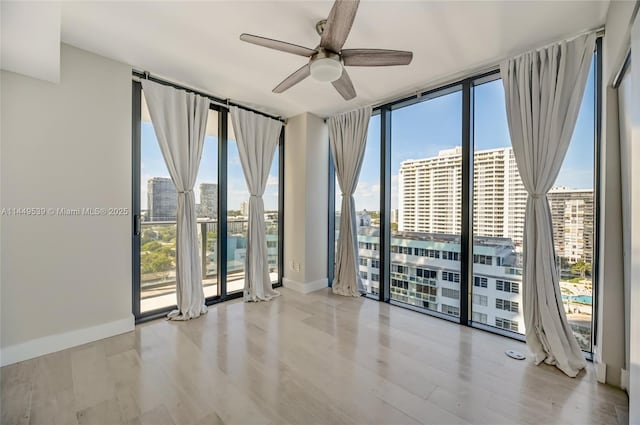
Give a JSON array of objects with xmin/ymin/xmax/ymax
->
[
  {"xmin": 140, "ymin": 114, "xmax": 279, "ymax": 211},
  {"xmin": 350, "ymin": 56, "xmax": 596, "ymax": 212}
]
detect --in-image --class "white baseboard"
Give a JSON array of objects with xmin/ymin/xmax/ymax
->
[
  {"xmin": 621, "ymin": 368, "xmax": 629, "ymax": 391},
  {"xmin": 596, "ymin": 361, "xmax": 607, "ymax": 384},
  {"xmin": 283, "ymin": 277, "xmax": 328, "ymax": 294},
  {"xmin": 0, "ymin": 315, "xmax": 135, "ymax": 367}
]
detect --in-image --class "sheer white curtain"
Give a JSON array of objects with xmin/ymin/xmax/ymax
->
[
  {"xmin": 501, "ymin": 33, "xmax": 595, "ymax": 377},
  {"xmin": 230, "ymin": 106, "xmax": 283, "ymax": 302},
  {"xmin": 141, "ymin": 80, "xmax": 209, "ymax": 320},
  {"xmin": 329, "ymin": 106, "xmax": 372, "ymax": 297}
]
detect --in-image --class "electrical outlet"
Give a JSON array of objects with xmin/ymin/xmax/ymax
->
[{"xmin": 294, "ymin": 262, "xmax": 300, "ymax": 272}]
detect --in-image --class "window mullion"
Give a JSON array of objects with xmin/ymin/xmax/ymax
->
[{"xmin": 461, "ymin": 81, "xmax": 474, "ymax": 326}]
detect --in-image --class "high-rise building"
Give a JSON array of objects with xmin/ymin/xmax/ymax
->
[
  {"xmin": 199, "ymin": 183, "xmax": 218, "ymax": 219},
  {"xmin": 240, "ymin": 200, "xmax": 249, "ymax": 216},
  {"xmin": 473, "ymin": 148, "xmax": 527, "ymax": 246},
  {"xmin": 147, "ymin": 177, "xmax": 177, "ymax": 221},
  {"xmin": 399, "ymin": 146, "xmax": 462, "ymax": 234},
  {"xmin": 358, "ymin": 210, "xmax": 372, "ymax": 226},
  {"xmin": 357, "ymin": 226, "xmax": 527, "ymax": 333},
  {"xmin": 398, "ymin": 147, "xmax": 527, "ymax": 245},
  {"xmin": 391, "ymin": 208, "xmax": 399, "ymax": 224},
  {"xmin": 548, "ymin": 188, "xmax": 594, "ymax": 264}
]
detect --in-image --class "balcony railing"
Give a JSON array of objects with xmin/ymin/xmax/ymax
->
[{"xmin": 139, "ymin": 218, "xmax": 278, "ymax": 312}]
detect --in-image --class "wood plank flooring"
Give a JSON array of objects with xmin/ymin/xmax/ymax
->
[{"xmin": 1, "ymin": 288, "xmax": 629, "ymax": 425}]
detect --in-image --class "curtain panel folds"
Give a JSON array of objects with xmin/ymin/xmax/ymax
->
[
  {"xmin": 501, "ymin": 32, "xmax": 596, "ymax": 377},
  {"xmin": 329, "ymin": 106, "xmax": 372, "ymax": 297},
  {"xmin": 141, "ymin": 79, "xmax": 209, "ymax": 320},
  {"xmin": 230, "ymin": 106, "xmax": 283, "ymax": 302}
]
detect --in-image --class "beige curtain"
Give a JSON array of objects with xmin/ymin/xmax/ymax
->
[
  {"xmin": 329, "ymin": 106, "xmax": 372, "ymax": 297},
  {"xmin": 141, "ymin": 80, "xmax": 209, "ymax": 320},
  {"xmin": 230, "ymin": 106, "xmax": 283, "ymax": 302},
  {"xmin": 501, "ymin": 33, "xmax": 595, "ymax": 376}
]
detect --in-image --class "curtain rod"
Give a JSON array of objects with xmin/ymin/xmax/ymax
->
[
  {"xmin": 323, "ymin": 25, "xmax": 605, "ymax": 122},
  {"xmin": 132, "ymin": 70, "xmax": 286, "ymax": 124},
  {"xmin": 362, "ymin": 26, "xmax": 605, "ymax": 114},
  {"xmin": 613, "ymin": 47, "xmax": 631, "ymax": 89},
  {"xmin": 611, "ymin": 0, "xmax": 638, "ymax": 88}
]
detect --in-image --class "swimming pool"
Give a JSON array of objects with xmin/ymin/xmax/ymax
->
[{"xmin": 561, "ymin": 294, "xmax": 593, "ymax": 305}]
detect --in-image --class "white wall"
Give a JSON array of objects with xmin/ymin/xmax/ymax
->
[
  {"xmin": 618, "ymin": 43, "xmax": 640, "ymax": 424},
  {"xmin": 628, "ymin": 11, "xmax": 640, "ymax": 424},
  {"xmin": 619, "ymin": 65, "xmax": 632, "ymax": 393},
  {"xmin": 283, "ymin": 113, "xmax": 329, "ymax": 293},
  {"xmin": 0, "ymin": 44, "xmax": 133, "ymax": 366},
  {"xmin": 595, "ymin": 0, "xmax": 639, "ymax": 389}
]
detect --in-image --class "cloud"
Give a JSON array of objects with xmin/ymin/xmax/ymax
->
[
  {"xmin": 266, "ymin": 174, "xmax": 278, "ymax": 186},
  {"xmin": 353, "ymin": 180, "xmax": 380, "ymax": 211}
]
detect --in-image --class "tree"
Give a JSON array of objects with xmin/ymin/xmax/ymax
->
[
  {"xmin": 141, "ymin": 250, "xmax": 174, "ymax": 279},
  {"xmin": 160, "ymin": 226, "xmax": 176, "ymax": 242},
  {"xmin": 141, "ymin": 241, "xmax": 163, "ymax": 252},
  {"xmin": 141, "ymin": 229, "xmax": 158, "ymax": 245},
  {"xmin": 571, "ymin": 260, "xmax": 591, "ymax": 279}
]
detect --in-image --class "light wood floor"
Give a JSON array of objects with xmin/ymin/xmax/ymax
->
[{"xmin": 1, "ymin": 288, "xmax": 629, "ymax": 425}]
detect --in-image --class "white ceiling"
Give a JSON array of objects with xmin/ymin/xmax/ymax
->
[
  {"xmin": 59, "ymin": 1, "xmax": 609, "ymax": 119},
  {"xmin": 1, "ymin": 1, "xmax": 60, "ymax": 83}
]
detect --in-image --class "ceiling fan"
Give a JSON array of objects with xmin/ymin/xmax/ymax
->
[{"xmin": 239, "ymin": 0, "xmax": 413, "ymax": 101}]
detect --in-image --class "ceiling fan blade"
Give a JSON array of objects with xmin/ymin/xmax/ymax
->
[
  {"xmin": 320, "ymin": 0, "xmax": 360, "ymax": 52},
  {"xmin": 332, "ymin": 69, "xmax": 356, "ymax": 100},
  {"xmin": 342, "ymin": 49, "xmax": 413, "ymax": 66},
  {"xmin": 240, "ymin": 33, "xmax": 317, "ymax": 57},
  {"xmin": 273, "ymin": 64, "xmax": 311, "ymax": 93}
]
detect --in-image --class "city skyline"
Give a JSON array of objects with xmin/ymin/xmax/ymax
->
[
  {"xmin": 143, "ymin": 177, "xmax": 279, "ymax": 219},
  {"xmin": 140, "ymin": 116, "xmax": 280, "ymax": 211}
]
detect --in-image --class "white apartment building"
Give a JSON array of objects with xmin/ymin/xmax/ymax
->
[
  {"xmin": 398, "ymin": 147, "xmax": 528, "ymax": 246},
  {"xmin": 398, "ymin": 147, "xmax": 463, "ymax": 235},
  {"xmin": 548, "ymin": 187, "xmax": 594, "ymax": 264},
  {"xmin": 356, "ymin": 226, "xmax": 526, "ymax": 334}
]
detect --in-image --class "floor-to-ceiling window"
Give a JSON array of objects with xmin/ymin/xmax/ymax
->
[
  {"xmin": 226, "ymin": 117, "xmax": 281, "ymax": 294},
  {"xmin": 353, "ymin": 114, "xmax": 381, "ymax": 298},
  {"xmin": 226, "ymin": 118, "xmax": 249, "ymax": 294},
  {"xmin": 137, "ymin": 94, "xmax": 220, "ymax": 313},
  {"xmin": 331, "ymin": 113, "xmax": 381, "ymax": 297},
  {"xmin": 390, "ymin": 89, "xmax": 463, "ymax": 317},
  {"xmin": 471, "ymin": 56, "xmax": 597, "ymax": 351},
  {"xmin": 330, "ymin": 43, "xmax": 600, "ymax": 352},
  {"xmin": 471, "ymin": 77, "xmax": 524, "ymax": 334},
  {"xmin": 133, "ymin": 78, "xmax": 283, "ymax": 321},
  {"xmin": 549, "ymin": 56, "xmax": 597, "ymax": 351}
]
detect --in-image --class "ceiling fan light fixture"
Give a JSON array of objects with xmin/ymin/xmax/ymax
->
[{"xmin": 310, "ymin": 57, "xmax": 343, "ymax": 82}]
